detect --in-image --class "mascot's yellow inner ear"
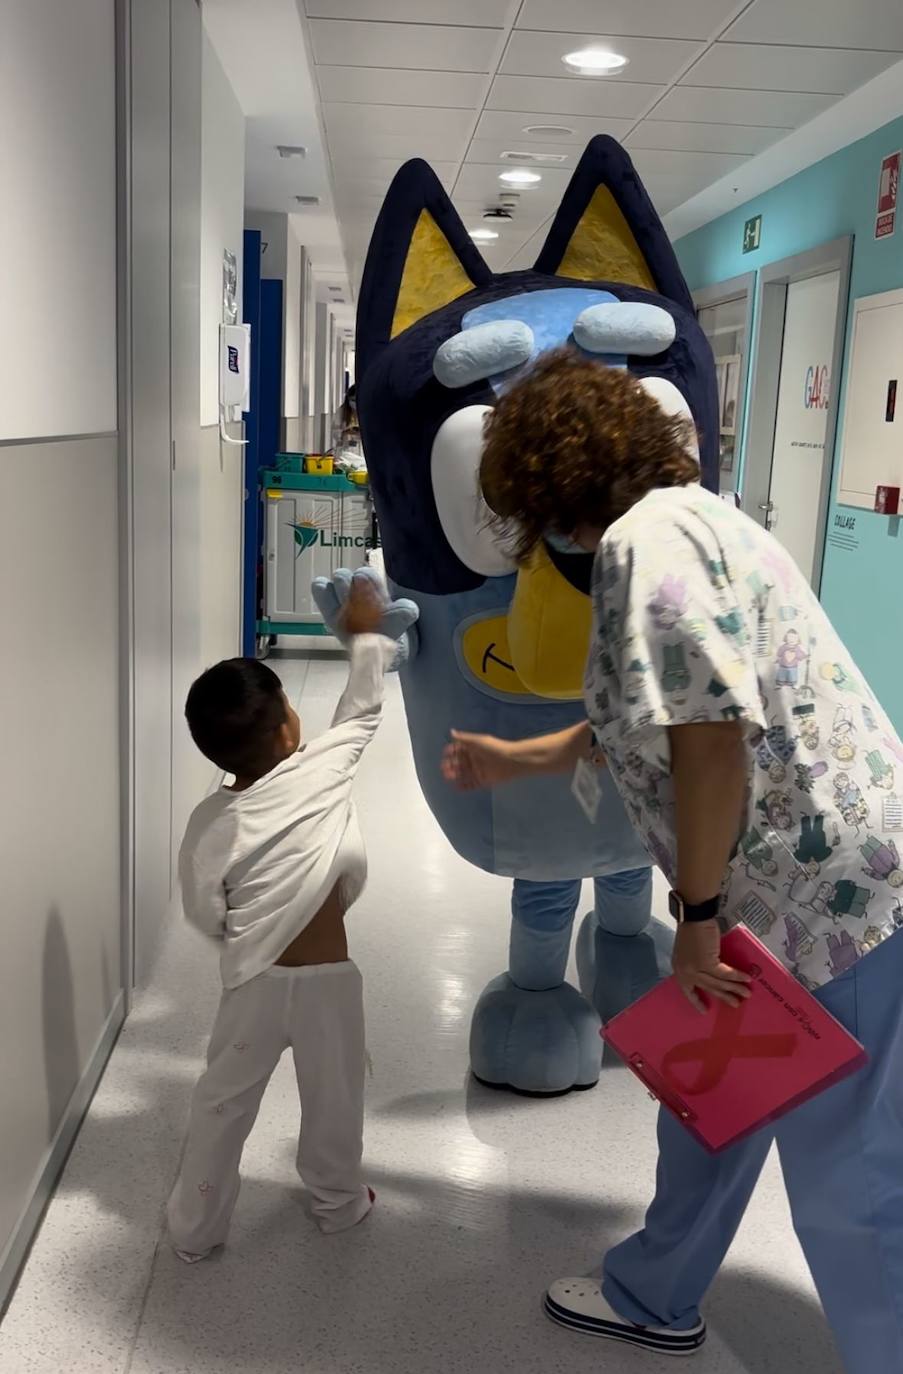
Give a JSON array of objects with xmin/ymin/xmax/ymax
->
[
  {"xmin": 391, "ymin": 210, "xmax": 475, "ymax": 338},
  {"xmin": 557, "ymin": 186, "xmax": 656, "ymax": 291}
]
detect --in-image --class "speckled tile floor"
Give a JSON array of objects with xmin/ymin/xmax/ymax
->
[{"xmin": 0, "ymin": 652, "xmax": 842, "ymax": 1374}]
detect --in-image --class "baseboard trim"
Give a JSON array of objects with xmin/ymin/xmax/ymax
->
[{"xmin": 0, "ymin": 990, "xmax": 126, "ymax": 1316}]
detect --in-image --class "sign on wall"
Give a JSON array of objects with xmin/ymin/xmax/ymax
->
[
  {"xmin": 875, "ymin": 151, "xmax": 900, "ymax": 240},
  {"xmin": 742, "ymin": 214, "xmax": 762, "ymax": 253}
]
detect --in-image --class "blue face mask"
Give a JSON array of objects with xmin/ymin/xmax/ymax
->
[{"xmin": 545, "ymin": 530, "xmax": 586, "ymax": 555}]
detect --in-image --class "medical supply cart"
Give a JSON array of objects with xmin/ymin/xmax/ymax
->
[{"xmin": 256, "ymin": 459, "xmax": 377, "ymax": 646}]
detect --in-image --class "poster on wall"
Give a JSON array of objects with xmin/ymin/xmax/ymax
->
[
  {"xmin": 875, "ymin": 150, "xmax": 900, "ymax": 239},
  {"xmin": 222, "ymin": 250, "xmax": 238, "ymax": 325},
  {"xmin": 721, "ymin": 355, "xmax": 741, "ymax": 436},
  {"xmin": 767, "ymin": 271, "xmax": 841, "ymax": 583}
]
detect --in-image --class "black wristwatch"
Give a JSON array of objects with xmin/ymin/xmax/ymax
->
[{"xmin": 668, "ymin": 891, "xmax": 721, "ymax": 925}]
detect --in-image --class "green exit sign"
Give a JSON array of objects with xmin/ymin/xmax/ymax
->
[{"xmin": 743, "ymin": 214, "xmax": 762, "ymax": 253}]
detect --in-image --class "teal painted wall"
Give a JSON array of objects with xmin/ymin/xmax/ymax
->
[{"xmin": 675, "ymin": 116, "xmax": 903, "ymax": 731}]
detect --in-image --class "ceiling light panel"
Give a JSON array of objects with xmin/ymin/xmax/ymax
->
[
  {"xmin": 315, "ymin": 66, "xmax": 486, "ymax": 107},
  {"xmin": 723, "ymin": 0, "xmax": 903, "ymax": 51},
  {"xmin": 323, "ymin": 102, "xmax": 474, "ymax": 140},
  {"xmin": 328, "ymin": 128, "xmax": 472, "ymax": 162},
  {"xmin": 473, "ymin": 109, "xmax": 633, "ymax": 143},
  {"xmin": 625, "ymin": 120, "xmax": 786, "ymax": 156},
  {"xmin": 686, "ymin": 42, "xmax": 896, "ymax": 95},
  {"xmin": 630, "ymin": 148, "xmax": 749, "ymax": 182},
  {"xmin": 304, "ymin": 0, "xmax": 511, "ymax": 23},
  {"xmin": 488, "ymin": 74, "xmax": 661, "ymax": 118},
  {"xmin": 516, "ymin": 0, "xmax": 742, "ymax": 40},
  {"xmin": 309, "ymin": 19, "xmax": 501, "ymax": 72},
  {"xmin": 653, "ymin": 85, "xmax": 837, "ymax": 127},
  {"xmin": 454, "ymin": 162, "xmax": 571, "ymax": 203},
  {"xmin": 501, "ymin": 31, "xmax": 704, "ymax": 84}
]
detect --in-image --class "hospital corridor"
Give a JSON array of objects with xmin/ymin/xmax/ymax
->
[
  {"xmin": 0, "ymin": 656, "xmax": 842, "ymax": 1374},
  {"xmin": 4, "ymin": 2, "xmax": 903, "ymax": 1371}
]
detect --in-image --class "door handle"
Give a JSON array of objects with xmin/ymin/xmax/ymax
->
[{"xmin": 758, "ymin": 502, "xmax": 774, "ymax": 512}]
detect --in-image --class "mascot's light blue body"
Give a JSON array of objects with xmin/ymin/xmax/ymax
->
[{"xmin": 315, "ymin": 138, "xmax": 719, "ymax": 1094}]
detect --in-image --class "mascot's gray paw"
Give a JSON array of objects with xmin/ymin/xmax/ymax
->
[
  {"xmin": 311, "ymin": 566, "xmax": 419, "ymax": 666},
  {"xmin": 469, "ymin": 975, "xmax": 602, "ymax": 1096}
]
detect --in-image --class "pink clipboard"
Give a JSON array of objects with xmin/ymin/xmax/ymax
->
[{"xmin": 602, "ymin": 925, "xmax": 868, "ymax": 1153}]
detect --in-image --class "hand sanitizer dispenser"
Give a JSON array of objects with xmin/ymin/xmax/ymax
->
[{"xmin": 219, "ymin": 323, "xmax": 251, "ymax": 444}]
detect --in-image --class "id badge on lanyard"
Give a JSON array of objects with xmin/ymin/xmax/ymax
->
[{"xmin": 572, "ymin": 734, "xmax": 605, "ymax": 823}]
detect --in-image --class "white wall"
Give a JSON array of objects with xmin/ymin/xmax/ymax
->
[
  {"xmin": 245, "ymin": 211, "xmax": 307, "ymax": 425},
  {"xmin": 199, "ymin": 28, "xmax": 246, "ymax": 673},
  {"xmin": 200, "ymin": 32, "xmax": 245, "ymax": 428},
  {"xmin": 0, "ymin": 0, "xmax": 121, "ymax": 1305},
  {"xmin": 284, "ymin": 219, "xmax": 302, "ymax": 419},
  {"xmin": 1, "ymin": 0, "xmax": 116, "ymax": 440}
]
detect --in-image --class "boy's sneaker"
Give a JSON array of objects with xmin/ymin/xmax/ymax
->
[
  {"xmin": 544, "ymin": 1278, "xmax": 706, "ymax": 1356},
  {"xmin": 174, "ymin": 1247, "xmax": 213, "ymax": 1265}
]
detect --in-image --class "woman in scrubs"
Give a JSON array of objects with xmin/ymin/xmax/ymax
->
[{"xmin": 443, "ymin": 350, "xmax": 903, "ymax": 1371}]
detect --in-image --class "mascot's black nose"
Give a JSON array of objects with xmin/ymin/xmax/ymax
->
[{"xmin": 542, "ymin": 540, "xmax": 595, "ymax": 595}]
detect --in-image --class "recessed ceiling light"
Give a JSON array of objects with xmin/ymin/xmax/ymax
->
[
  {"xmin": 562, "ymin": 47, "xmax": 629, "ymax": 75},
  {"xmin": 523, "ymin": 123, "xmax": 575, "ymax": 137},
  {"xmin": 499, "ymin": 168, "xmax": 541, "ymax": 186},
  {"xmin": 470, "ymin": 227, "xmax": 499, "ymax": 241}
]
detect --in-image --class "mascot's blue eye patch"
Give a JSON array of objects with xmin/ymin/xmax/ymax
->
[
  {"xmin": 433, "ymin": 319, "xmax": 534, "ymax": 390},
  {"xmin": 573, "ymin": 301, "xmax": 676, "ymax": 357},
  {"xmin": 431, "ymin": 288, "xmax": 675, "ymax": 392}
]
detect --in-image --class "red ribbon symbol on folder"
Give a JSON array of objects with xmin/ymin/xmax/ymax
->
[{"xmin": 661, "ymin": 1003, "xmax": 796, "ymax": 1095}]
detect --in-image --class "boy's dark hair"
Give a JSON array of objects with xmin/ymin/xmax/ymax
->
[{"xmin": 185, "ymin": 658, "xmax": 288, "ymax": 777}]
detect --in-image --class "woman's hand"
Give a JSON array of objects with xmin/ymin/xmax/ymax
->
[
  {"xmin": 672, "ymin": 920, "xmax": 751, "ymax": 1013},
  {"xmin": 441, "ymin": 731, "xmax": 522, "ymax": 791}
]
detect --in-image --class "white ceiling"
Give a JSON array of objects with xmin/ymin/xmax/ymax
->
[
  {"xmin": 203, "ymin": 0, "xmax": 355, "ymax": 328},
  {"xmin": 294, "ymin": 0, "xmax": 903, "ymax": 287}
]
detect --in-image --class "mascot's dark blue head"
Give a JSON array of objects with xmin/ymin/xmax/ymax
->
[{"xmin": 355, "ymin": 136, "xmax": 719, "ymax": 702}]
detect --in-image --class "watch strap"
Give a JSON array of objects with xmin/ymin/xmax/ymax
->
[{"xmin": 668, "ymin": 891, "xmax": 721, "ymax": 924}]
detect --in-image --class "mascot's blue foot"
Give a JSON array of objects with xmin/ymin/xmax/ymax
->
[
  {"xmin": 469, "ymin": 975, "xmax": 602, "ymax": 1096},
  {"xmin": 576, "ymin": 913, "xmax": 674, "ymax": 1023}
]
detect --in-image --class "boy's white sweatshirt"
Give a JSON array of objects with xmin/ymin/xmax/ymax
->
[{"xmin": 178, "ymin": 634, "xmax": 396, "ymax": 989}]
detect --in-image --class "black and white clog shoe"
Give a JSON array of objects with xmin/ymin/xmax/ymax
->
[{"xmin": 545, "ymin": 1278, "xmax": 706, "ymax": 1357}]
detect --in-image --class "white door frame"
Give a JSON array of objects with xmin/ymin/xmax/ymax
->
[
  {"xmin": 693, "ymin": 272, "xmax": 756, "ymax": 491},
  {"xmin": 742, "ymin": 236, "xmax": 853, "ymax": 594}
]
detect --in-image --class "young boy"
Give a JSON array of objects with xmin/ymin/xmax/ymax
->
[{"xmin": 167, "ymin": 578, "xmax": 396, "ymax": 1261}]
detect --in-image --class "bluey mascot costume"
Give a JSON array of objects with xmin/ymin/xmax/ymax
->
[{"xmin": 316, "ymin": 137, "xmax": 719, "ymax": 1094}]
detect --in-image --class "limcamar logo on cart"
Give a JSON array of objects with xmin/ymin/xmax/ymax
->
[
  {"xmin": 290, "ymin": 521, "xmax": 375, "ymax": 555},
  {"xmin": 803, "ymin": 365, "xmax": 830, "ymax": 410}
]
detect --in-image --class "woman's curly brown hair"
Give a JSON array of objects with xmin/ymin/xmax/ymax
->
[{"xmin": 480, "ymin": 349, "xmax": 699, "ymax": 561}]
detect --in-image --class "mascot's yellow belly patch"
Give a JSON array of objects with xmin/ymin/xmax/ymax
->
[
  {"xmin": 507, "ymin": 548, "xmax": 592, "ymax": 701},
  {"xmin": 459, "ymin": 614, "xmax": 536, "ymax": 697}
]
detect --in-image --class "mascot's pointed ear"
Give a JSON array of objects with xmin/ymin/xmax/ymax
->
[
  {"xmin": 356, "ymin": 159, "xmax": 492, "ymax": 379},
  {"xmin": 534, "ymin": 136, "xmax": 693, "ymax": 312}
]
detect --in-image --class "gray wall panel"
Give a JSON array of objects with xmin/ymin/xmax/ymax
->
[
  {"xmin": 130, "ymin": 0, "xmax": 174, "ymax": 983},
  {"xmin": 0, "ymin": 436, "xmax": 121, "ymax": 1286}
]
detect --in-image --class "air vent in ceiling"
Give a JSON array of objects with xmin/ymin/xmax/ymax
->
[
  {"xmin": 500, "ymin": 149, "xmax": 567, "ymax": 164},
  {"xmin": 294, "ymin": 195, "xmax": 320, "ymax": 206},
  {"xmin": 523, "ymin": 124, "xmax": 575, "ymax": 138},
  {"xmin": 278, "ymin": 145, "xmax": 307, "ymax": 159}
]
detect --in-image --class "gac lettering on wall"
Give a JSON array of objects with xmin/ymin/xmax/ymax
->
[{"xmin": 804, "ymin": 365, "xmax": 830, "ymax": 411}]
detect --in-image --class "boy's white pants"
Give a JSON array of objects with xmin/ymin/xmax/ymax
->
[{"xmin": 167, "ymin": 960, "xmax": 370, "ymax": 1254}]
